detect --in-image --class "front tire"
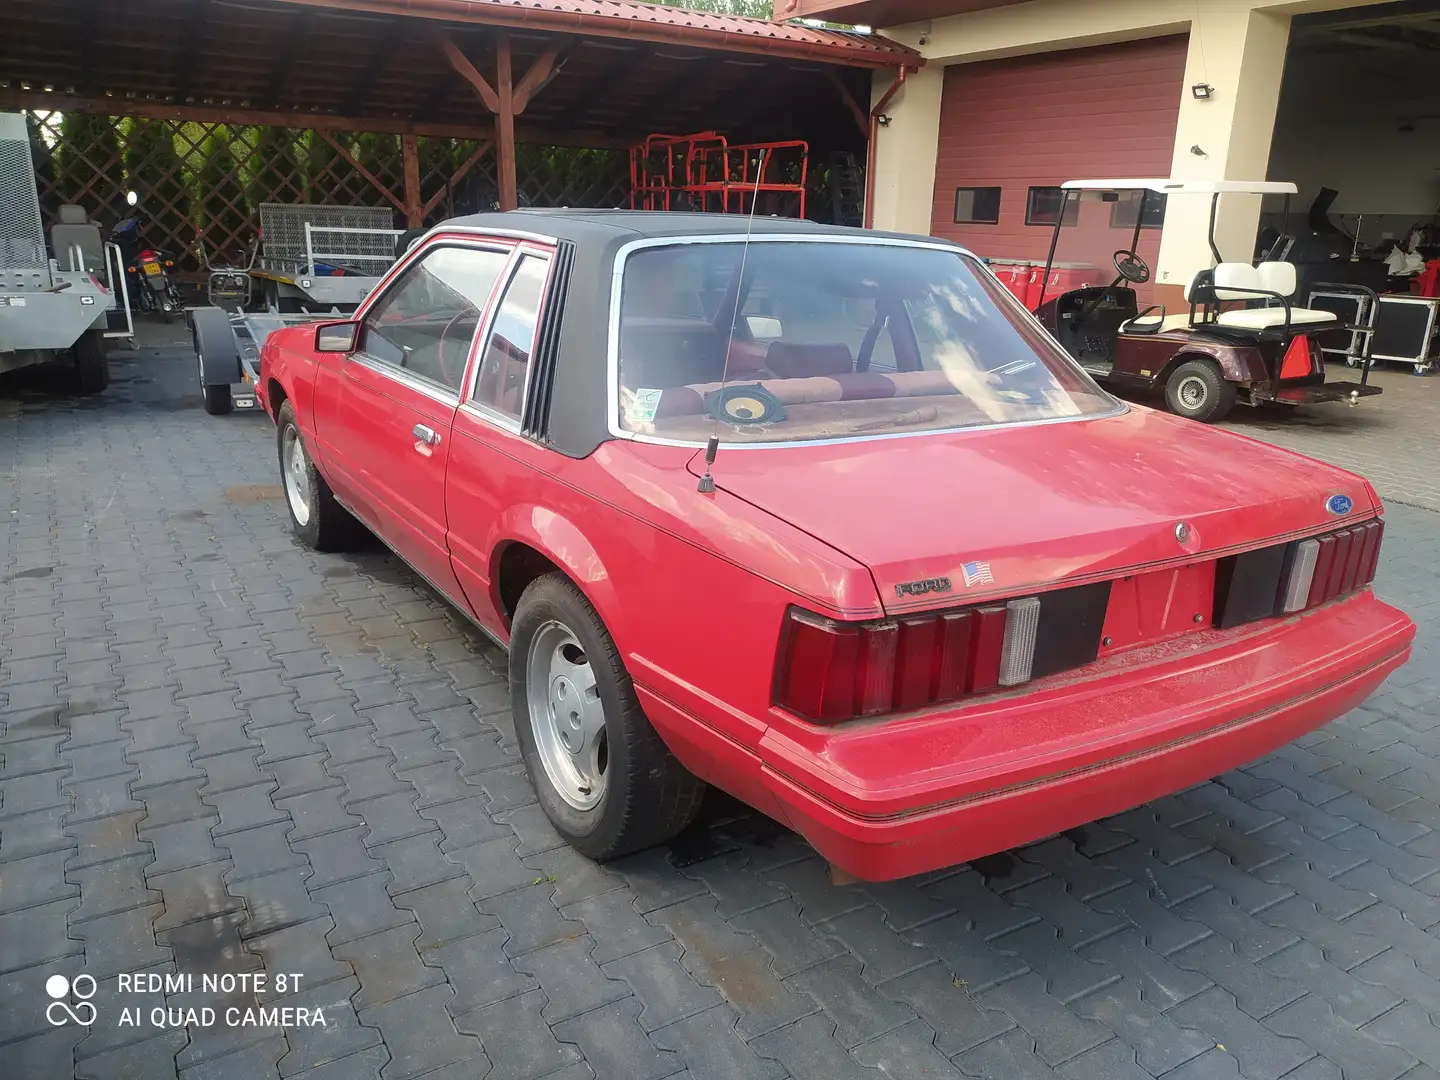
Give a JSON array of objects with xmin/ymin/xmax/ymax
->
[
  {"xmin": 73, "ymin": 329, "xmax": 109, "ymax": 394},
  {"xmin": 276, "ymin": 400, "xmax": 357, "ymax": 552},
  {"xmin": 1165, "ymin": 358, "xmax": 1236, "ymax": 423},
  {"xmin": 510, "ymin": 574, "xmax": 705, "ymax": 860}
]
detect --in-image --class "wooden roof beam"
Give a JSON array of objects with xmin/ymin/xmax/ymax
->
[
  {"xmin": 435, "ymin": 31, "xmax": 500, "ymax": 113},
  {"xmin": 174, "ymin": 0, "xmax": 213, "ymax": 100},
  {"xmin": 262, "ymin": 8, "xmax": 314, "ymax": 109},
  {"xmin": 345, "ymin": 19, "xmax": 405, "ymax": 114}
]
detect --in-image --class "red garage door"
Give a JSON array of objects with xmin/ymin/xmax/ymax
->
[{"xmin": 931, "ymin": 35, "xmax": 1189, "ymax": 263}]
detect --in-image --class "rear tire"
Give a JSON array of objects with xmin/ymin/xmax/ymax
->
[
  {"xmin": 203, "ymin": 384, "xmax": 233, "ymax": 415},
  {"xmin": 276, "ymin": 400, "xmax": 358, "ymax": 552},
  {"xmin": 510, "ymin": 573, "xmax": 705, "ymax": 860},
  {"xmin": 73, "ymin": 329, "xmax": 109, "ymax": 394},
  {"xmin": 1165, "ymin": 358, "xmax": 1236, "ymax": 423}
]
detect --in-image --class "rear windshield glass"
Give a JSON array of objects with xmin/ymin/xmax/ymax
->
[{"xmin": 615, "ymin": 240, "xmax": 1118, "ymax": 443}]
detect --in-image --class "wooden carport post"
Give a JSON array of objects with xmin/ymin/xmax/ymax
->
[
  {"xmin": 436, "ymin": 30, "xmax": 563, "ymax": 211},
  {"xmin": 401, "ymin": 134, "xmax": 423, "ymax": 227}
]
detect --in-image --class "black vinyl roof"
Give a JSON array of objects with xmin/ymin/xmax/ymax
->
[{"xmin": 454, "ymin": 210, "xmax": 961, "ymax": 459}]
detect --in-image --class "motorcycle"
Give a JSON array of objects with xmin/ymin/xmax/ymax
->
[{"xmin": 111, "ymin": 190, "xmax": 184, "ymax": 320}]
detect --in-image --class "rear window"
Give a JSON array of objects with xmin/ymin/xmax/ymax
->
[{"xmin": 615, "ymin": 240, "xmax": 1118, "ymax": 444}]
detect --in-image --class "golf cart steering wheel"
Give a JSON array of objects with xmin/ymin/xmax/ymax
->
[{"xmin": 1113, "ymin": 250, "xmax": 1151, "ymax": 284}]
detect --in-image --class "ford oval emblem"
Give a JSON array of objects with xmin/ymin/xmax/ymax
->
[{"xmin": 1326, "ymin": 494, "xmax": 1353, "ymax": 516}]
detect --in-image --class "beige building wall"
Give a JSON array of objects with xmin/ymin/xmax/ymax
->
[{"xmin": 869, "ymin": 0, "xmax": 1394, "ymax": 288}]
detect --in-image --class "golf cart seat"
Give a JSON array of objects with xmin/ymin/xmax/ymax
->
[
  {"xmin": 1120, "ymin": 311, "xmax": 1192, "ymax": 334},
  {"xmin": 1191, "ymin": 262, "xmax": 1338, "ymax": 333},
  {"xmin": 49, "ymin": 204, "xmax": 105, "ymax": 274}
]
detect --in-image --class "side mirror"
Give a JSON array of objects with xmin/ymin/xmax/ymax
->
[
  {"xmin": 315, "ymin": 321, "xmax": 359, "ymax": 353},
  {"xmin": 745, "ymin": 314, "xmax": 783, "ymax": 339},
  {"xmin": 125, "ymin": 190, "xmax": 139, "ymax": 207}
]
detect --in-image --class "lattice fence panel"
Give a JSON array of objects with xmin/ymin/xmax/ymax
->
[{"xmin": 23, "ymin": 110, "xmax": 635, "ymax": 275}]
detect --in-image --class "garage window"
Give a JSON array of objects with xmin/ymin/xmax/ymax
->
[
  {"xmin": 1025, "ymin": 187, "xmax": 1078, "ymax": 227},
  {"xmin": 953, "ymin": 187, "xmax": 1002, "ymax": 224},
  {"xmin": 1110, "ymin": 191, "xmax": 1167, "ymax": 230}
]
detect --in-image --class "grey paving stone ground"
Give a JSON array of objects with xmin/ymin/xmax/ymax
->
[{"xmin": 2, "ymin": 326, "xmax": 1439, "ymax": 1080}]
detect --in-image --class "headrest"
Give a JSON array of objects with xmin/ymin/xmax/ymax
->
[
  {"xmin": 1256, "ymin": 260, "xmax": 1297, "ymax": 300},
  {"xmin": 1213, "ymin": 262, "xmax": 1262, "ymax": 302},
  {"xmin": 57, "ymin": 205, "xmax": 90, "ymax": 225},
  {"xmin": 765, "ymin": 342, "xmax": 853, "ymax": 379}
]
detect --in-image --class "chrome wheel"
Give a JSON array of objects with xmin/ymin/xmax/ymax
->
[
  {"xmin": 525, "ymin": 620, "xmax": 607, "ymax": 811},
  {"xmin": 1176, "ymin": 375, "xmax": 1208, "ymax": 412},
  {"xmin": 282, "ymin": 425, "xmax": 312, "ymax": 527}
]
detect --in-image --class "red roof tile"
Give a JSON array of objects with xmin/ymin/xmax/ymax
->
[{"xmin": 297, "ymin": 0, "xmax": 921, "ymax": 66}]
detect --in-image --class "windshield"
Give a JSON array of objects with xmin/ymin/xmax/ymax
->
[
  {"xmin": 615, "ymin": 240, "xmax": 1118, "ymax": 444},
  {"xmin": 1041, "ymin": 189, "xmax": 1168, "ymax": 308}
]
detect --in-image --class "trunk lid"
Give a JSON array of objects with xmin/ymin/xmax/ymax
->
[{"xmin": 687, "ymin": 405, "xmax": 1376, "ymax": 614}]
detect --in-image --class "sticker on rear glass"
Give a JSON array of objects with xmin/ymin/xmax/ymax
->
[{"xmin": 627, "ymin": 388, "xmax": 663, "ymax": 423}]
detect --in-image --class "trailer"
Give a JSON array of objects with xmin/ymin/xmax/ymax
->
[
  {"xmin": 191, "ymin": 305, "xmax": 334, "ymax": 415},
  {"xmin": 249, "ymin": 202, "xmax": 402, "ymax": 312},
  {"xmin": 0, "ymin": 112, "xmax": 126, "ymax": 392}
]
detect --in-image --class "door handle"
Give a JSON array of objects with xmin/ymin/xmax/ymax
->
[{"xmin": 412, "ymin": 423, "xmax": 440, "ymax": 447}]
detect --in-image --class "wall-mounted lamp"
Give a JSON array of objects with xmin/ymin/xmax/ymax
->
[
  {"xmin": 1190, "ymin": 144, "xmax": 1208, "ymax": 157},
  {"xmin": 1191, "ymin": 83, "xmax": 1215, "ymax": 100},
  {"xmin": 876, "ymin": 114, "xmax": 893, "ymax": 127}
]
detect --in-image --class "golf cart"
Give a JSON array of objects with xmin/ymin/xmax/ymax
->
[
  {"xmin": 0, "ymin": 112, "xmax": 126, "ymax": 393},
  {"xmin": 1029, "ymin": 179, "xmax": 1380, "ymax": 423}
]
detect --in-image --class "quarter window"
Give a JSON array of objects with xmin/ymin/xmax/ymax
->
[
  {"xmin": 473, "ymin": 254, "xmax": 550, "ymax": 417},
  {"xmin": 953, "ymin": 187, "xmax": 1002, "ymax": 225},
  {"xmin": 359, "ymin": 246, "xmax": 509, "ymax": 393}
]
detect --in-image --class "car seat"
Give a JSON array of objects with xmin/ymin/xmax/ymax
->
[
  {"xmin": 49, "ymin": 205, "xmax": 106, "ymax": 274},
  {"xmin": 764, "ymin": 342, "xmax": 854, "ymax": 379}
]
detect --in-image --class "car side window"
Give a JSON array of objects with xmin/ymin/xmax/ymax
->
[
  {"xmin": 473, "ymin": 254, "xmax": 549, "ymax": 417},
  {"xmin": 359, "ymin": 246, "xmax": 509, "ymax": 394}
]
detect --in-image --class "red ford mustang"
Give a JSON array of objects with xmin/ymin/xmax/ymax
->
[{"xmin": 256, "ymin": 211, "xmax": 1415, "ymax": 881}]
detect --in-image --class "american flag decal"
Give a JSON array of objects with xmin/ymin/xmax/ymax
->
[{"xmin": 960, "ymin": 561, "xmax": 994, "ymax": 588}]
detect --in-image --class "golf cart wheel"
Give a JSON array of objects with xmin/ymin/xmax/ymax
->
[
  {"xmin": 1165, "ymin": 358, "xmax": 1236, "ymax": 423},
  {"xmin": 73, "ymin": 329, "xmax": 109, "ymax": 394},
  {"xmin": 277, "ymin": 401, "xmax": 359, "ymax": 552},
  {"xmin": 510, "ymin": 573, "xmax": 706, "ymax": 860},
  {"xmin": 203, "ymin": 384, "xmax": 233, "ymax": 415}
]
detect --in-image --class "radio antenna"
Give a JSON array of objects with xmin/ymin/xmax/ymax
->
[{"xmin": 697, "ymin": 146, "xmax": 768, "ymax": 494}]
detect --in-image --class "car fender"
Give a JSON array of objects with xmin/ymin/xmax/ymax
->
[{"xmin": 489, "ymin": 505, "xmax": 624, "ymax": 633}]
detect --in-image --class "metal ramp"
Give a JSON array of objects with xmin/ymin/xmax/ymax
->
[{"xmin": 257, "ymin": 202, "xmax": 399, "ymax": 276}]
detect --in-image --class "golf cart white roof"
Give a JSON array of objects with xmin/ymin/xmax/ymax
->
[{"xmin": 1060, "ymin": 179, "xmax": 1298, "ymax": 195}]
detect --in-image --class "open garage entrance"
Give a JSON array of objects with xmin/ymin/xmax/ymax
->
[
  {"xmin": 1265, "ymin": 0, "xmax": 1440, "ymax": 374},
  {"xmin": 0, "ymin": 0, "xmax": 915, "ymax": 278}
]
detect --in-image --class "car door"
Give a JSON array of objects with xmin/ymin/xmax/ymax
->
[
  {"xmin": 445, "ymin": 248, "xmax": 554, "ymax": 642},
  {"xmin": 321, "ymin": 241, "xmax": 512, "ymax": 606}
]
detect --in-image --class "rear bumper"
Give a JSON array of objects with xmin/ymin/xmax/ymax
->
[
  {"xmin": 749, "ymin": 590, "xmax": 1412, "ymax": 880},
  {"xmin": 1261, "ymin": 381, "xmax": 1382, "ymax": 405}
]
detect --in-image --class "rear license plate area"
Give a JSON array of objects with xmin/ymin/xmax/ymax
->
[{"xmin": 1098, "ymin": 563, "xmax": 1217, "ymax": 655}]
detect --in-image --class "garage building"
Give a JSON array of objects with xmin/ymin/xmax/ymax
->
[{"xmin": 782, "ymin": 0, "xmax": 1440, "ymax": 369}]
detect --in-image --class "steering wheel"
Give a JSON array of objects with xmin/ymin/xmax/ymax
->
[{"xmin": 1113, "ymin": 250, "xmax": 1151, "ymax": 284}]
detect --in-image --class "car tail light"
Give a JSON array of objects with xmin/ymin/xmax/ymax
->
[
  {"xmin": 1216, "ymin": 518, "xmax": 1383, "ymax": 628},
  {"xmin": 773, "ymin": 585, "xmax": 1109, "ymax": 724},
  {"xmin": 1280, "ymin": 518, "xmax": 1383, "ymax": 614}
]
